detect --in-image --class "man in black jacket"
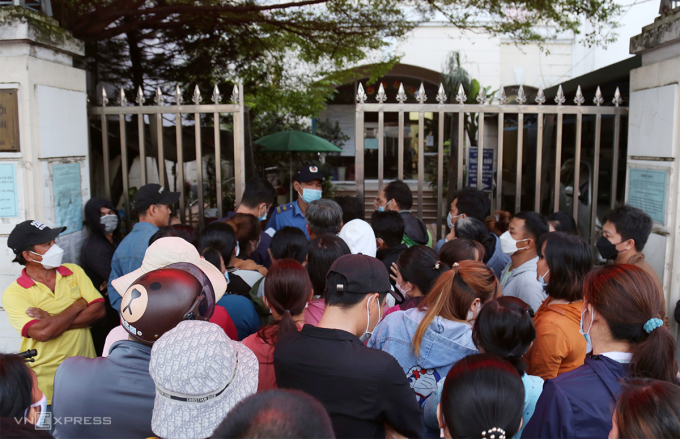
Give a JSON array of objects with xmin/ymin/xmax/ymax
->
[{"xmin": 274, "ymin": 254, "xmax": 422, "ymax": 439}]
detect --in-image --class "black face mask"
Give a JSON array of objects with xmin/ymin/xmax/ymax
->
[{"xmin": 596, "ymin": 236, "xmax": 620, "ymax": 260}]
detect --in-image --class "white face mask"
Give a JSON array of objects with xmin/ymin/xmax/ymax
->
[
  {"xmin": 360, "ymin": 295, "xmax": 382, "ymax": 342},
  {"xmin": 499, "ymin": 231, "xmax": 528, "ymax": 256},
  {"xmin": 100, "ymin": 214, "xmax": 119, "ymax": 234},
  {"xmin": 396, "ymin": 281, "xmax": 413, "ymax": 298},
  {"xmin": 25, "ymin": 393, "xmax": 47, "ymax": 427},
  {"xmin": 30, "ymin": 244, "xmax": 64, "ymax": 269}
]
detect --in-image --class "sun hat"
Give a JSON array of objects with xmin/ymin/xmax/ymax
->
[
  {"xmin": 149, "ymin": 320, "xmax": 258, "ymax": 439},
  {"xmin": 338, "ymin": 219, "xmax": 378, "ymax": 257},
  {"xmin": 112, "ymin": 237, "xmax": 227, "ymax": 301}
]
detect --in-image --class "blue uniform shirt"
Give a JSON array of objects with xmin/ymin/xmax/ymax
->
[{"xmin": 265, "ymin": 199, "xmax": 309, "ymax": 238}]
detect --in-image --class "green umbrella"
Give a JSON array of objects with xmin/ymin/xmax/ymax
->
[
  {"xmin": 254, "ymin": 130, "xmax": 343, "ymax": 153},
  {"xmin": 255, "ymin": 130, "xmax": 342, "ymax": 200}
]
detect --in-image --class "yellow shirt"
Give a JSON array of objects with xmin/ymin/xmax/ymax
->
[{"xmin": 2, "ymin": 263, "xmax": 103, "ymax": 404}]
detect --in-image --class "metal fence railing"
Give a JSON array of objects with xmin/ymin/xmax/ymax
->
[
  {"xmin": 88, "ymin": 84, "xmax": 246, "ymax": 230},
  {"xmin": 354, "ymin": 82, "xmax": 629, "ymax": 244}
]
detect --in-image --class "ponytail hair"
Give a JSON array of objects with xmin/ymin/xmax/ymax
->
[
  {"xmin": 258, "ymin": 259, "xmax": 312, "ymax": 346},
  {"xmin": 412, "ymin": 260, "xmax": 500, "ymax": 356},
  {"xmin": 584, "ymin": 264, "xmax": 677, "ymax": 383},
  {"xmin": 472, "ymin": 297, "xmax": 535, "ymax": 376},
  {"xmin": 397, "ymin": 245, "xmax": 450, "ymax": 296},
  {"xmin": 485, "ymin": 210, "xmax": 511, "ymax": 237}
]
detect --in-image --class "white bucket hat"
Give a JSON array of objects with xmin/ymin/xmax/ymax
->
[
  {"xmin": 112, "ymin": 237, "xmax": 227, "ymax": 301},
  {"xmin": 338, "ymin": 219, "xmax": 377, "ymax": 257},
  {"xmin": 150, "ymin": 320, "xmax": 258, "ymax": 439}
]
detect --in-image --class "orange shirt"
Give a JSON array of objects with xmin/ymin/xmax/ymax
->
[{"xmin": 524, "ymin": 299, "xmax": 587, "ymax": 380}]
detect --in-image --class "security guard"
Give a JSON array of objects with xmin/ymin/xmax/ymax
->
[{"xmin": 265, "ymin": 165, "xmax": 323, "ymax": 239}]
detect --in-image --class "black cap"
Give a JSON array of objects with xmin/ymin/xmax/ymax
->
[
  {"xmin": 295, "ymin": 165, "xmax": 323, "ymax": 183},
  {"xmin": 8, "ymin": 220, "xmax": 66, "ymax": 255},
  {"xmin": 325, "ymin": 254, "xmax": 399, "ymax": 300},
  {"xmin": 134, "ymin": 184, "xmax": 180, "ymax": 212}
]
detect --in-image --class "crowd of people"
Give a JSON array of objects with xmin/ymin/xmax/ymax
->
[{"xmin": 1, "ymin": 163, "xmax": 680, "ymax": 439}]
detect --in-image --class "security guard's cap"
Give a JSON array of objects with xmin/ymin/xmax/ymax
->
[{"xmin": 295, "ymin": 165, "xmax": 323, "ymax": 183}]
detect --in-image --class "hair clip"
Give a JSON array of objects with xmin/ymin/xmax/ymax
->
[
  {"xmin": 434, "ymin": 262, "xmax": 440, "ymax": 270},
  {"xmin": 481, "ymin": 428, "xmax": 506, "ymax": 439}
]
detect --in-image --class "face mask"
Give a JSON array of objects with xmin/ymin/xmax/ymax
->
[
  {"xmin": 538, "ymin": 268, "xmax": 550, "ymax": 288},
  {"xmin": 466, "ymin": 302, "xmax": 481, "ymax": 322},
  {"xmin": 235, "ymin": 242, "xmax": 240, "ymax": 258},
  {"xmin": 224, "ymin": 270, "xmax": 230, "ymax": 283},
  {"xmin": 579, "ymin": 307, "xmax": 594, "ymax": 352},
  {"xmin": 360, "ymin": 295, "xmax": 382, "ymax": 342},
  {"xmin": 25, "ymin": 393, "xmax": 47, "ymax": 427},
  {"xmin": 500, "ymin": 231, "xmax": 528, "ymax": 256},
  {"xmin": 596, "ymin": 236, "xmax": 620, "ymax": 260},
  {"xmin": 100, "ymin": 214, "xmax": 119, "ymax": 234},
  {"xmin": 396, "ymin": 281, "xmax": 412, "ymax": 297},
  {"xmin": 377, "ymin": 199, "xmax": 392, "ymax": 212},
  {"xmin": 30, "ymin": 244, "xmax": 64, "ymax": 270},
  {"xmin": 447, "ymin": 212, "xmax": 462, "ymax": 230},
  {"xmin": 299, "ymin": 188, "xmax": 322, "ymax": 204},
  {"xmin": 257, "ymin": 205, "xmax": 267, "ymax": 222}
]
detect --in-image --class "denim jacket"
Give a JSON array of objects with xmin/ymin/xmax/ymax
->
[
  {"xmin": 368, "ymin": 308, "xmax": 478, "ymax": 407},
  {"xmin": 107, "ymin": 222, "xmax": 159, "ymax": 312}
]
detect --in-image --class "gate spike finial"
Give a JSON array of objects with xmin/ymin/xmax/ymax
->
[
  {"xmin": 498, "ymin": 87, "xmax": 507, "ymax": 105},
  {"xmin": 516, "ymin": 85, "xmax": 527, "ymax": 105},
  {"xmin": 593, "ymin": 86, "xmax": 604, "ymax": 106},
  {"xmin": 174, "ymin": 84, "xmax": 182, "ymax": 105},
  {"xmin": 154, "ymin": 86, "xmax": 163, "ymax": 105},
  {"xmin": 136, "ymin": 86, "xmax": 145, "ymax": 105},
  {"xmin": 231, "ymin": 85, "xmax": 239, "ymax": 104},
  {"xmin": 396, "ymin": 83, "xmax": 407, "ymax": 104},
  {"xmin": 119, "ymin": 88, "xmax": 127, "ymax": 106},
  {"xmin": 574, "ymin": 86, "xmax": 585, "ymax": 106},
  {"xmin": 416, "ymin": 82, "xmax": 427, "ymax": 104},
  {"xmin": 436, "ymin": 83, "xmax": 447, "ymax": 104},
  {"xmin": 455, "ymin": 84, "xmax": 467, "ymax": 104},
  {"xmin": 613, "ymin": 87, "xmax": 622, "ymax": 107},
  {"xmin": 356, "ymin": 83, "xmax": 367, "ymax": 104},
  {"xmin": 476, "ymin": 86, "xmax": 487, "ymax": 105},
  {"xmin": 535, "ymin": 88, "xmax": 546, "ymax": 105},
  {"xmin": 555, "ymin": 85, "xmax": 566, "ymax": 105},
  {"xmin": 192, "ymin": 85, "xmax": 201, "ymax": 105},
  {"xmin": 101, "ymin": 87, "xmax": 108, "ymax": 106},
  {"xmin": 212, "ymin": 84, "xmax": 222, "ymax": 104},
  {"xmin": 376, "ymin": 83, "xmax": 387, "ymax": 103}
]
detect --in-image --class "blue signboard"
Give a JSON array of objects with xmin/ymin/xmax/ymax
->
[
  {"xmin": 52, "ymin": 162, "xmax": 83, "ymax": 233},
  {"xmin": 467, "ymin": 147, "xmax": 494, "ymax": 191},
  {"xmin": 628, "ymin": 168, "xmax": 667, "ymax": 225}
]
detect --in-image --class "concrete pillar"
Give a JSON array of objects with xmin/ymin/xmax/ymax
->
[
  {"xmin": 629, "ymin": 9, "xmax": 680, "ymax": 348},
  {"xmin": 0, "ymin": 7, "xmax": 89, "ymax": 352}
]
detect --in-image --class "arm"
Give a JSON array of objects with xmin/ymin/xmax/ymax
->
[
  {"xmin": 380, "ymin": 358, "xmax": 423, "ymax": 439},
  {"xmin": 69, "ymin": 301, "xmax": 106, "ymax": 329},
  {"xmin": 26, "ymin": 299, "xmax": 88, "ymax": 342},
  {"xmin": 526, "ymin": 324, "xmax": 568, "ymax": 380}
]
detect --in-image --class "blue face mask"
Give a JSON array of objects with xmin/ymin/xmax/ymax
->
[
  {"xmin": 538, "ymin": 268, "xmax": 549, "ymax": 289},
  {"xmin": 377, "ymin": 199, "xmax": 392, "ymax": 212},
  {"xmin": 579, "ymin": 307, "xmax": 594, "ymax": 351},
  {"xmin": 300, "ymin": 188, "xmax": 322, "ymax": 204},
  {"xmin": 258, "ymin": 204, "xmax": 268, "ymax": 222}
]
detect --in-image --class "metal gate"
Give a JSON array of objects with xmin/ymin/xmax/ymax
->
[
  {"xmin": 88, "ymin": 84, "xmax": 246, "ymax": 229},
  {"xmin": 354, "ymin": 82, "xmax": 629, "ymax": 244}
]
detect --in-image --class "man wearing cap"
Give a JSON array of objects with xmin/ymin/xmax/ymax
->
[
  {"xmin": 265, "ymin": 165, "xmax": 323, "ymax": 239},
  {"xmin": 107, "ymin": 183, "xmax": 180, "ymax": 312},
  {"xmin": 2, "ymin": 220, "xmax": 105, "ymax": 408},
  {"xmin": 274, "ymin": 254, "xmax": 422, "ymax": 439},
  {"xmin": 52, "ymin": 256, "xmax": 225, "ymax": 439}
]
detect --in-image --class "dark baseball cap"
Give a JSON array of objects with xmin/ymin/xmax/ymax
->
[
  {"xmin": 8, "ymin": 220, "xmax": 66, "ymax": 255},
  {"xmin": 325, "ymin": 254, "xmax": 399, "ymax": 300},
  {"xmin": 295, "ymin": 165, "xmax": 323, "ymax": 183},
  {"xmin": 134, "ymin": 184, "xmax": 180, "ymax": 212}
]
